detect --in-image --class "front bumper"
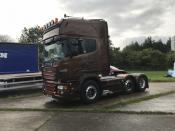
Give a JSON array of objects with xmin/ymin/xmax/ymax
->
[{"xmin": 43, "ymin": 81, "xmax": 78, "ymax": 100}]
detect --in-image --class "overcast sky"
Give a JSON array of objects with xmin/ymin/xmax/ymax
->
[{"xmin": 0, "ymin": 0, "xmax": 175, "ymax": 48}]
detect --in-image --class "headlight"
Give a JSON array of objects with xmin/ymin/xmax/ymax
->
[
  {"xmin": 57, "ymin": 85, "xmax": 64, "ymax": 90},
  {"xmin": 57, "ymin": 80, "xmax": 61, "ymax": 84}
]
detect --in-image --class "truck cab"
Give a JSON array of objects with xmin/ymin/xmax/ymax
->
[{"xmin": 42, "ymin": 17, "xmax": 149, "ymax": 103}]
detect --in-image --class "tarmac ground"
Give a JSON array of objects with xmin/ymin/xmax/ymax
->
[{"xmin": 0, "ymin": 82, "xmax": 175, "ymax": 131}]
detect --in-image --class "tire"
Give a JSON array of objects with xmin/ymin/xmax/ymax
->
[
  {"xmin": 80, "ymin": 80, "xmax": 101, "ymax": 104},
  {"xmin": 124, "ymin": 77, "xmax": 135, "ymax": 94},
  {"xmin": 137, "ymin": 75, "xmax": 148, "ymax": 92}
]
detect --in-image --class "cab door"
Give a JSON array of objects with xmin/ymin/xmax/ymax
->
[
  {"xmin": 65, "ymin": 37, "xmax": 98, "ymax": 81},
  {"xmin": 80, "ymin": 38, "xmax": 98, "ymax": 73},
  {"xmin": 66, "ymin": 38, "xmax": 82, "ymax": 81}
]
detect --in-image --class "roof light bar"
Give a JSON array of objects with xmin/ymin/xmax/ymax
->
[{"xmin": 42, "ymin": 18, "xmax": 59, "ymax": 31}]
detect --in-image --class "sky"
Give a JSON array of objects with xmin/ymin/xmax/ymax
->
[{"xmin": 0, "ymin": 0, "xmax": 175, "ymax": 48}]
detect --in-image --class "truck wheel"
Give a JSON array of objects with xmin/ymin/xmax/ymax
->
[
  {"xmin": 137, "ymin": 75, "xmax": 148, "ymax": 92},
  {"xmin": 124, "ymin": 77, "xmax": 135, "ymax": 94},
  {"xmin": 81, "ymin": 80, "xmax": 101, "ymax": 104}
]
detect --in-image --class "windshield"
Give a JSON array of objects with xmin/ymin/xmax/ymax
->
[{"xmin": 44, "ymin": 40, "xmax": 68, "ymax": 62}]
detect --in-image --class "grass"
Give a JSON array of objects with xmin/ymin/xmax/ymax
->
[
  {"xmin": 0, "ymin": 107, "xmax": 174, "ymax": 115},
  {"xmin": 0, "ymin": 92, "xmax": 42, "ymax": 100},
  {"xmin": 128, "ymin": 71, "xmax": 175, "ymax": 82},
  {"xmin": 103, "ymin": 90, "xmax": 175, "ymax": 109}
]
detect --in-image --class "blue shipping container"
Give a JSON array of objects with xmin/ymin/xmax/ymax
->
[{"xmin": 0, "ymin": 43, "xmax": 39, "ymax": 74}]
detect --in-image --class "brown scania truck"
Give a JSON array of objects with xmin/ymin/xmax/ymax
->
[{"xmin": 42, "ymin": 17, "xmax": 149, "ymax": 103}]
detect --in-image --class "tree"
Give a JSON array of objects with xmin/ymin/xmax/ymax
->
[
  {"xmin": 118, "ymin": 36, "xmax": 174, "ymax": 70},
  {"xmin": 110, "ymin": 47, "xmax": 124, "ymax": 68},
  {"xmin": 123, "ymin": 41, "xmax": 141, "ymax": 52},
  {"xmin": 140, "ymin": 48, "xmax": 167, "ymax": 70},
  {"xmin": 19, "ymin": 26, "xmax": 44, "ymax": 70},
  {"xmin": 142, "ymin": 37, "xmax": 154, "ymax": 49},
  {"xmin": 166, "ymin": 51, "xmax": 175, "ymax": 68},
  {"xmin": 0, "ymin": 34, "xmax": 13, "ymax": 42},
  {"xmin": 166, "ymin": 38, "xmax": 171, "ymax": 52},
  {"xmin": 108, "ymin": 36, "xmax": 123, "ymax": 67},
  {"xmin": 122, "ymin": 50, "xmax": 142, "ymax": 69},
  {"xmin": 19, "ymin": 26, "xmax": 43, "ymax": 44}
]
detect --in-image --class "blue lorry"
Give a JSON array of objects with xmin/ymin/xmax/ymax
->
[
  {"xmin": 0, "ymin": 43, "xmax": 42, "ymax": 88},
  {"xmin": 0, "ymin": 42, "xmax": 39, "ymax": 74}
]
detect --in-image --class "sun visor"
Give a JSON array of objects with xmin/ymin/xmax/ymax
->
[
  {"xmin": 59, "ymin": 19, "xmax": 107, "ymax": 38},
  {"xmin": 43, "ymin": 28, "xmax": 60, "ymax": 40}
]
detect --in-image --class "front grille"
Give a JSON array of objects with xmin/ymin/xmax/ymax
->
[
  {"xmin": 44, "ymin": 81, "xmax": 57, "ymax": 92},
  {"xmin": 43, "ymin": 67, "xmax": 57, "ymax": 81},
  {"xmin": 43, "ymin": 67, "xmax": 57, "ymax": 93},
  {"xmin": 43, "ymin": 73, "xmax": 55, "ymax": 80}
]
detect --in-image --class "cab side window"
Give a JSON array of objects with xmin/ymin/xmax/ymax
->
[
  {"xmin": 69, "ymin": 39, "xmax": 82, "ymax": 56},
  {"xmin": 69, "ymin": 38, "xmax": 96, "ymax": 56},
  {"xmin": 81, "ymin": 39, "xmax": 96, "ymax": 54},
  {"xmin": 62, "ymin": 40, "xmax": 71, "ymax": 57}
]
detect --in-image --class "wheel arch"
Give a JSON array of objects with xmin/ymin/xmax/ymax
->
[
  {"xmin": 130, "ymin": 73, "xmax": 149, "ymax": 89},
  {"xmin": 80, "ymin": 77, "xmax": 102, "ymax": 104},
  {"xmin": 79, "ymin": 75, "xmax": 103, "ymax": 95},
  {"xmin": 125, "ymin": 75, "xmax": 137, "ymax": 86},
  {"xmin": 137, "ymin": 74, "xmax": 149, "ymax": 89},
  {"xmin": 80, "ymin": 76, "xmax": 101, "ymax": 88}
]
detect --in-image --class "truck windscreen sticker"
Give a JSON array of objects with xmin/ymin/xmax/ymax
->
[
  {"xmin": 0, "ymin": 53, "xmax": 8, "ymax": 59},
  {"xmin": 43, "ymin": 28, "xmax": 59, "ymax": 40}
]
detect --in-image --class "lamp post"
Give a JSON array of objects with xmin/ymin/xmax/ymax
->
[
  {"xmin": 171, "ymin": 36, "xmax": 175, "ymax": 66},
  {"xmin": 171, "ymin": 36, "xmax": 175, "ymax": 77}
]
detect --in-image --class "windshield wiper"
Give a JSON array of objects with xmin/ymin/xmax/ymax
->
[{"xmin": 54, "ymin": 56, "xmax": 63, "ymax": 60}]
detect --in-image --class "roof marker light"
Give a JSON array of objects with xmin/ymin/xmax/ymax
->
[
  {"xmin": 55, "ymin": 18, "xmax": 58, "ymax": 23},
  {"xmin": 47, "ymin": 22, "xmax": 50, "ymax": 28},
  {"xmin": 44, "ymin": 25, "xmax": 47, "ymax": 30},
  {"xmin": 41, "ymin": 27, "xmax": 44, "ymax": 31},
  {"xmin": 51, "ymin": 20, "xmax": 54, "ymax": 25}
]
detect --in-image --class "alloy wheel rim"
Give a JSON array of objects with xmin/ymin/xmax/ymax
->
[
  {"xmin": 125, "ymin": 79, "xmax": 133, "ymax": 91},
  {"xmin": 85, "ymin": 85, "xmax": 97, "ymax": 100},
  {"xmin": 138, "ymin": 78, "xmax": 146, "ymax": 89}
]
